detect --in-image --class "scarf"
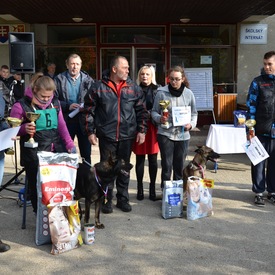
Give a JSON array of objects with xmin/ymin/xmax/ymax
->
[{"xmin": 168, "ymin": 83, "xmax": 185, "ymax": 97}]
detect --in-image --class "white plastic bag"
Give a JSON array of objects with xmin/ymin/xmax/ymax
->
[
  {"xmin": 187, "ymin": 176, "xmax": 213, "ymax": 221},
  {"xmin": 48, "ymin": 200, "xmax": 83, "ymax": 255}
]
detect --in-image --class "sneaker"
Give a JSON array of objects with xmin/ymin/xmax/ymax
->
[
  {"xmin": 101, "ymin": 200, "xmax": 113, "ymax": 214},
  {"xmin": 254, "ymin": 194, "xmax": 265, "ymax": 206},
  {"xmin": 116, "ymin": 201, "xmax": 132, "ymax": 212},
  {"xmin": 267, "ymin": 193, "xmax": 275, "ymax": 204}
]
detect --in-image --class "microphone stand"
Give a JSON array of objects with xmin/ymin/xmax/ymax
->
[{"xmin": 0, "ymin": 74, "xmax": 26, "ymax": 190}]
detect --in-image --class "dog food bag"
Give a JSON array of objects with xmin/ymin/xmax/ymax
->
[
  {"xmin": 187, "ymin": 176, "xmax": 213, "ymax": 221},
  {"xmin": 36, "ymin": 152, "xmax": 79, "ymax": 246},
  {"xmin": 48, "ymin": 200, "xmax": 82, "ymax": 255},
  {"xmin": 162, "ymin": 180, "xmax": 183, "ymax": 219},
  {"xmin": 233, "ymin": 110, "xmax": 247, "ymax": 128}
]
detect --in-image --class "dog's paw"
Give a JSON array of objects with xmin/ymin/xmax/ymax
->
[{"xmin": 95, "ymin": 223, "xmax": 105, "ymax": 229}]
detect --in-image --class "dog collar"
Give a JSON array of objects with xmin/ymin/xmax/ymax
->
[{"xmin": 192, "ymin": 161, "xmax": 205, "ymax": 179}]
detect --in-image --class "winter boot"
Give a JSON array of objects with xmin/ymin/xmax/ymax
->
[
  {"xmin": 136, "ymin": 182, "xmax": 144, "ymax": 200},
  {"xmin": 149, "ymin": 182, "xmax": 156, "ymax": 201},
  {"xmin": 149, "ymin": 182, "xmax": 162, "ymax": 201}
]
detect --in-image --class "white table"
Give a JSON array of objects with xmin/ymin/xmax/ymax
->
[{"xmin": 206, "ymin": 124, "xmax": 247, "ymax": 154}]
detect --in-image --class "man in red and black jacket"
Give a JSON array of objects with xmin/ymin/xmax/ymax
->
[{"xmin": 82, "ymin": 56, "xmax": 148, "ymax": 213}]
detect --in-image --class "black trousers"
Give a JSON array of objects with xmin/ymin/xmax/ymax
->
[
  {"xmin": 24, "ymin": 161, "xmax": 38, "ymax": 213},
  {"xmin": 99, "ymin": 138, "xmax": 134, "ymax": 202},
  {"xmin": 157, "ymin": 134, "xmax": 189, "ymax": 187},
  {"xmin": 251, "ymin": 135, "xmax": 275, "ymax": 194},
  {"xmin": 67, "ymin": 122, "xmax": 91, "ymax": 164}
]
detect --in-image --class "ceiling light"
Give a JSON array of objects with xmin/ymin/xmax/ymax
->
[
  {"xmin": 72, "ymin": 17, "xmax": 83, "ymax": 23},
  {"xmin": 180, "ymin": 18, "xmax": 190, "ymax": 24}
]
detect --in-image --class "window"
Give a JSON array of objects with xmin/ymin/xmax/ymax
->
[
  {"xmin": 101, "ymin": 26, "xmax": 165, "ymax": 44},
  {"xmin": 170, "ymin": 25, "xmax": 236, "ymax": 90}
]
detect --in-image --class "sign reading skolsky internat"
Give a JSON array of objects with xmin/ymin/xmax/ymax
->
[{"xmin": 240, "ymin": 24, "xmax": 267, "ymax": 44}]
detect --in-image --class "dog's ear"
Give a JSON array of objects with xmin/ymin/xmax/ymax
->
[
  {"xmin": 107, "ymin": 151, "xmax": 117, "ymax": 166},
  {"xmin": 194, "ymin": 145, "xmax": 202, "ymax": 152},
  {"xmin": 113, "ymin": 159, "xmax": 121, "ymax": 174}
]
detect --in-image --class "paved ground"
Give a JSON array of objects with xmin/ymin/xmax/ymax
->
[{"xmin": 0, "ymin": 126, "xmax": 274, "ymax": 275}]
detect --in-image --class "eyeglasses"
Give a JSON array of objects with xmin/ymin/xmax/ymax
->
[{"xmin": 169, "ymin": 77, "xmax": 182, "ymax": 82}]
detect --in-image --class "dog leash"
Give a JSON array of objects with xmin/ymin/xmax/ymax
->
[
  {"xmin": 198, "ymin": 164, "xmax": 205, "ymax": 178},
  {"xmin": 82, "ymin": 158, "xmax": 109, "ymax": 204},
  {"xmin": 94, "ymin": 168, "xmax": 109, "ymax": 204}
]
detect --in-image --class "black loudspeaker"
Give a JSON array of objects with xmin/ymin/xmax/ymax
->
[{"xmin": 9, "ymin": 32, "xmax": 35, "ymax": 73}]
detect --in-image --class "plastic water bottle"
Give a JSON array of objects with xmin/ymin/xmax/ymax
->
[{"xmin": 271, "ymin": 123, "xmax": 275, "ymax": 138}]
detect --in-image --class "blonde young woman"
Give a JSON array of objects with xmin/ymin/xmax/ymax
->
[{"xmin": 133, "ymin": 66, "xmax": 160, "ymax": 201}]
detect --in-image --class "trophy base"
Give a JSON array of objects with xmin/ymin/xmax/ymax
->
[
  {"xmin": 5, "ymin": 148, "xmax": 15, "ymax": 155},
  {"xmin": 161, "ymin": 124, "xmax": 170, "ymax": 129},
  {"xmin": 24, "ymin": 142, "xmax": 38, "ymax": 148}
]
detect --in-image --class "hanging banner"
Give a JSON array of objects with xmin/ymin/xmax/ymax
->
[{"xmin": 0, "ymin": 24, "xmax": 25, "ymax": 44}]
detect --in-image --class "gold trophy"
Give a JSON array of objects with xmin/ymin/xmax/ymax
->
[
  {"xmin": 245, "ymin": 119, "xmax": 256, "ymax": 137},
  {"xmin": 6, "ymin": 117, "xmax": 23, "ymax": 155},
  {"xmin": 24, "ymin": 112, "xmax": 41, "ymax": 148},
  {"xmin": 159, "ymin": 100, "xmax": 170, "ymax": 129}
]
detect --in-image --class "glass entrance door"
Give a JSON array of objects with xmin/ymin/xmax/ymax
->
[{"xmin": 101, "ymin": 47, "xmax": 165, "ymax": 85}]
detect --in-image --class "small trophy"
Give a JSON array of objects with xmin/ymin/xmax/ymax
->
[
  {"xmin": 6, "ymin": 117, "xmax": 23, "ymax": 155},
  {"xmin": 159, "ymin": 100, "xmax": 170, "ymax": 129},
  {"xmin": 245, "ymin": 119, "xmax": 256, "ymax": 137},
  {"xmin": 24, "ymin": 112, "xmax": 41, "ymax": 148}
]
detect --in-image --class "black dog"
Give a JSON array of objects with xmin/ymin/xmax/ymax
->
[
  {"xmin": 74, "ymin": 153, "xmax": 133, "ymax": 229},
  {"xmin": 183, "ymin": 145, "xmax": 220, "ymax": 191}
]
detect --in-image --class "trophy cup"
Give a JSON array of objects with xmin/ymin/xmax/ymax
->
[
  {"xmin": 24, "ymin": 112, "xmax": 41, "ymax": 148},
  {"xmin": 159, "ymin": 100, "xmax": 170, "ymax": 129},
  {"xmin": 245, "ymin": 119, "xmax": 256, "ymax": 137},
  {"xmin": 6, "ymin": 117, "xmax": 23, "ymax": 155}
]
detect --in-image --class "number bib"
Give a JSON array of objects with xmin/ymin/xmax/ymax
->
[{"xmin": 35, "ymin": 108, "xmax": 58, "ymax": 131}]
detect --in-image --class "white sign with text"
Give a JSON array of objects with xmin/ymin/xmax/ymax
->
[{"xmin": 240, "ymin": 24, "xmax": 267, "ymax": 44}]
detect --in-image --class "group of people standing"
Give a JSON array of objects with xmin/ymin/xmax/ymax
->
[
  {"xmin": 81, "ymin": 56, "xmax": 198, "ymax": 213},
  {"xmin": 3, "ymin": 50, "xmax": 275, "ymax": 253},
  {"xmin": 0, "ymin": 53, "xmax": 199, "ymax": 252},
  {"xmin": 1, "ymin": 54, "xmax": 198, "ymax": 216}
]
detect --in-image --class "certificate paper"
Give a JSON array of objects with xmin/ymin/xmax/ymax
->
[
  {"xmin": 172, "ymin": 106, "xmax": 191, "ymax": 126},
  {"xmin": 68, "ymin": 103, "xmax": 84, "ymax": 118},
  {"xmin": 242, "ymin": 136, "xmax": 269, "ymax": 166},
  {"xmin": 0, "ymin": 126, "xmax": 20, "ymax": 151}
]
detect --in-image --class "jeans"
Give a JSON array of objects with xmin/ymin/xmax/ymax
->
[
  {"xmin": 251, "ymin": 135, "xmax": 275, "ymax": 194},
  {"xmin": 157, "ymin": 134, "xmax": 189, "ymax": 187},
  {"xmin": 0, "ymin": 154, "xmax": 4, "ymax": 187}
]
